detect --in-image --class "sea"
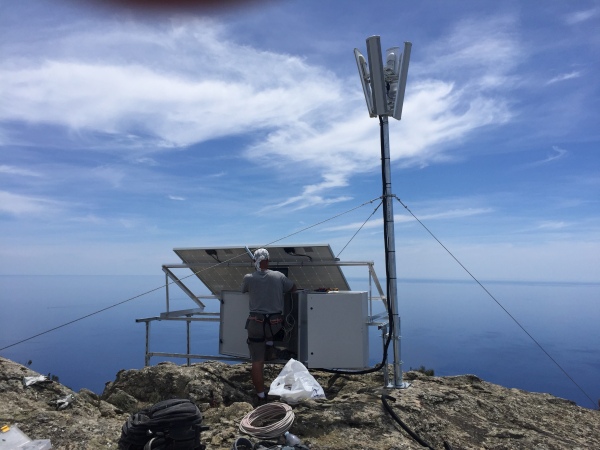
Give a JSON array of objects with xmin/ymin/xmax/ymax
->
[{"xmin": 1, "ymin": 275, "xmax": 598, "ymax": 409}]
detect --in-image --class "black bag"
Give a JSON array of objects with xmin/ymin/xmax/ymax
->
[{"xmin": 118, "ymin": 398, "xmax": 208, "ymax": 450}]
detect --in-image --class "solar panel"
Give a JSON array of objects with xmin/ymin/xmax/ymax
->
[{"xmin": 173, "ymin": 244, "xmax": 351, "ymax": 296}]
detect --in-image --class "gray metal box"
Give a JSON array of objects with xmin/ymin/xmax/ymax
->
[
  {"xmin": 220, "ymin": 290, "xmax": 369, "ymax": 369},
  {"xmin": 302, "ymin": 291, "xmax": 369, "ymax": 369}
]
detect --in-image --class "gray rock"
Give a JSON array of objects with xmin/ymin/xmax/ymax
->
[{"xmin": 1, "ymin": 356, "xmax": 599, "ymax": 449}]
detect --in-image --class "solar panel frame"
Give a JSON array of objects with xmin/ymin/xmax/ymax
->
[{"xmin": 173, "ymin": 244, "xmax": 351, "ymax": 295}]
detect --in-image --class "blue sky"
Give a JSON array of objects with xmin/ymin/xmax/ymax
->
[{"xmin": 1, "ymin": 0, "xmax": 599, "ymax": 283}]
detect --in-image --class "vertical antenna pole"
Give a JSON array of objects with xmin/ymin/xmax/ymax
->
[
  {"xmin": 356, "ymin": 35, "xmax": 412, "ymax": 389},
  {"xmin": 380, "ymin": 115, "xmax": 407, "ymax": 388}
]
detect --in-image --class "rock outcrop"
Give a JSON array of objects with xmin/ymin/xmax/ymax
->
[{"xmin": 1, "ymin": 356, "xmax": 599, "ymax": 449}]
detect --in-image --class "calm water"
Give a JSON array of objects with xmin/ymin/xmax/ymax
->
[{"xmin": 1, "ymin": 275, "xmax": 598, "ymax": 409}]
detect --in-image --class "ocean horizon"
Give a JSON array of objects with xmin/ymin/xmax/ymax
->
[{"xmin": 1, "ymin": 274, "xmax": 598, "ymax": 409}]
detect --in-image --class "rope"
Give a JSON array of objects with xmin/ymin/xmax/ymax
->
[
  {"xmin": 394, "ymin": 196, "xmax": 598, "ymax": 410},
  {"xmin": 239, "ymin": 402, "xmax": 295, "ymax": 439}
]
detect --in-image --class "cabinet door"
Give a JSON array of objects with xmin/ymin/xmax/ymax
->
[
  {"xmin": 219, "ymin": 291, "xmax": 250, "ymax": 358},
  {"xmin": 306, "ymin": 292, "xmax": 369, "ymax": 369}
]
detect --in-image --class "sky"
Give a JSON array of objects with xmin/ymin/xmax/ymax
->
[{"xmin": 1, "ymin": 0, "xmax": 599, "ymax": 283}]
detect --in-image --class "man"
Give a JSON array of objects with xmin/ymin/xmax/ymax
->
[{"xmin": 241, "ymin": 248, "xmax": 297, "ymax": 404}]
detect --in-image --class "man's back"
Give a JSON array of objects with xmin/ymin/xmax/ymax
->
[{"xmin": 242, "ymin": 269, "xmax": 294, "ymax": 314}]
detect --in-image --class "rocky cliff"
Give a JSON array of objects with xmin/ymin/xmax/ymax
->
[{"xmin": 1, "ymin": 356, "xmax": 598, "ymax": 449}]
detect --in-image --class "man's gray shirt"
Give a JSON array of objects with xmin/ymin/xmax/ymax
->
[{"xmin": 241, "ymin": 269, "xmax": 295, "ymax": 314}]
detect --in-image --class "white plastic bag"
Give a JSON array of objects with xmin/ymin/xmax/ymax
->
[{"xmin": 269, "ymin": 358, "xmax": 326, "ymax": 404}]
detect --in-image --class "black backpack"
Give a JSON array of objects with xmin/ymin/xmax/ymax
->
[{"xmin": 118, "ymin": 398, "xmax": 208, "ymax": 450}]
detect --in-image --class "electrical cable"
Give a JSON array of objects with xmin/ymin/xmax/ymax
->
[
  {"xmin": 239, "ymin": 402, "xmax": 295, "ymax": 439},
  {"xmin": 381, "ymin": 394, "xmax": 454, "ymax": 450},
  {"xmin": 284, "ymin": 248, "xmax": 312, "ymax": 262},
  {"xmin": 394, "ymin": 196, "xmax": 597, "ymax": 410},
  {"xmin": 282, "ymin": 295, "xmax": 296, "ymax": 344},
  {"xmin": 381, "ymin": 394, "xmax": 435, "ymax": 449}
]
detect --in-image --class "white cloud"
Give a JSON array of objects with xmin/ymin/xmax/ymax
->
[
  {"xmin": 565, "ymin": 8, "xmax": 600, "ymax": 25},
  {"xmin": 247, "ymin": 76, "xmax": 511, "ymax": 211},
  {"xmin": 546, "ymin": 71, "xmax": 582, "ymax": 85},
  {"xmin": 136, "ymin": 157, "xmax": 159, "ymax": 166},
  {"xmin": 325, "ymin": 207, "xmax": 493, "ymax": 232},
  {"xmin": 168, "ymin": 195, "xmax": 186, "ymax": 201},
  {"xmin": 0, "ymin": 191, "xmax": 62, "ymax": 216},
  {"xmin": 243, "ymin": 16, "xmax": 517, "ymax": 210},
  {"xmin": 68, "ymin": 214, "xmax": 106, "ymax": 224},
  {"xmin": 524, "ymin": 146, "xmax": 568, "ymax": 168},
  {"xmin": 0, "ymin": 19, "xmax": 340, "ymax": 149},
  {"xmin": 266, "ymin": 193, "xmax": 353, "ymax": 213},
  {"xmin": 536, "ymin": 221, "xmax": 571, "ymax": 230},
  {"xmin": 417, "ymin": 15, "xmax": 522, "ymax": 83},
  {"xmin": 0, "ymin": 165, "xmax": 42, "ymax": 177},
  {"xmin": 0, "ymin": 14, "xmax": 516, "ymax": 212}
]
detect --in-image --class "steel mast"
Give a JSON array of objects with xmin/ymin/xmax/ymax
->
[{"xmin": 354, "ymin": 36, "xmax": 411, "ymax": 388}]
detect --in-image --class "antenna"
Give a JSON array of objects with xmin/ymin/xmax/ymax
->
[
  {"xmin": 366, "ymin": 36, "xmax": 388, "ymax": 116},
  {"xmin": 354, "ymin": 35, "xmax": 412, "ymax": 390},
  {"xmin": 355, "ymin": 36, "xmax": 412, "ymax": 121},
  {"xmin": 392, "ymin": 42, "xmax": 412, "ymax": 120},
  {"xmin": 385, "ymin": 47, "xmax": 401, "ymax": 113},
  {"xmin": 354, "ymin": 49, "xmax": 375, "ymax": 117}
]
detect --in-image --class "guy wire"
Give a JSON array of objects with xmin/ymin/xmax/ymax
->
[
  {"xmin": 394, "ymin": 195, "xmax": 597, "ymax": 409},
  {"xmin": 0, "ymin": 196, "xmax": 381, "ymax": 353},
  {"xmin": 336, "ymin": 199, "xmax": 383, "ymax": 259}
]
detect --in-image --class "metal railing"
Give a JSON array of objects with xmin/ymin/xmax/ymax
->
[{"xmin": 136, "ymin": 260, "xmax": 389, "ymax": 371}]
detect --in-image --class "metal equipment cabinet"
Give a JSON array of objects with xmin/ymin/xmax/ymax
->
[
  {"xmin": 300, "ymin": 291, "xmax": 368, "ymax": 369},
  {"xmin": 219, "ymin": 290, "xmax": 369, "ymax": 369}
]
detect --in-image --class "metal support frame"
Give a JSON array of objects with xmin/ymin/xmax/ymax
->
[
  {"xmin": 136, "ymin": 313, "xmax": 222, "ymax": 367},
  {"xmin": 162, "ymin": 266, "xmax": 206, "ymax": 310},
  {"xmin": 136, "ymin": 260, "xmax": 393, "ymax": 371}
]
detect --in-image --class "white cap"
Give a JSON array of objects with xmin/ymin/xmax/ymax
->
[{"xmin": 253, "ymin": 248, "xmax": 269, "ymax": 271}]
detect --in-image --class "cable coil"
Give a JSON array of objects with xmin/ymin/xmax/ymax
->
[{"xmin": 239, "ymin": 402, "xmax": 295, "ymax": 439}]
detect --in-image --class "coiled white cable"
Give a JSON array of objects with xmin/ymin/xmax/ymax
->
[{"xmin": 239, "ymin": 402, "xmax": 295, "ymax": 439}]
